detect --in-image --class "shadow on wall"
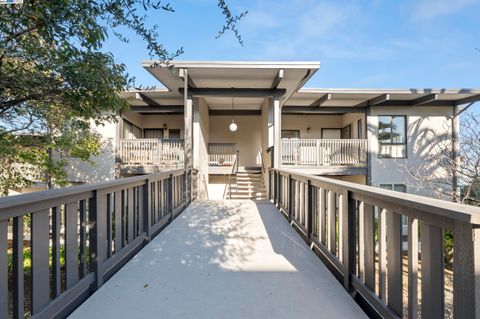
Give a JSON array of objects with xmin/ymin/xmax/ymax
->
[{"xmin": 370, "ymin": 116, "xmax": 453, "ymax": 199}]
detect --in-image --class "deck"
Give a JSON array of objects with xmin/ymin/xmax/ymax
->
[{"xmin": 69, "ymin": 200, "xmax": 366, "ymax": 319}]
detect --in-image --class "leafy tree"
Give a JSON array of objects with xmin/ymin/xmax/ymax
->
[{"xmin": 0, "ymin": 0, "xmax": 247, "ymax": 195}]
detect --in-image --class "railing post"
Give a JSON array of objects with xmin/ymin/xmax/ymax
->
[
  {"xmin": 288, "ymin": 174, "xmax": 293, "ymax": 220},
  {"xmin": 143, "ymin": 179, "xmax": 151, "ymax": 241},
  {"xmin": 268, "ymin": 170, "xmax": 272, "ymax": 200},
  {"xmin": 307, "ymin": 180, "xmax": 313, "ymax": 239},
  {"xmin": 89, "ymin": 190, "xmax": 106, "ymax": 289},
  {"xmin": 168, "ymin": 173, "xmax": 173, "ymax": 219},
  {"xmin": 453, "ymin": 221, "xmax": 480, "ymax": 318},
  {"xmin": 342, "ymin": 191, "xmax": 356, "ymax": 291},
  {"xmin": 273, "ymin": 170, "xmax": 277, "ymax": 205}
]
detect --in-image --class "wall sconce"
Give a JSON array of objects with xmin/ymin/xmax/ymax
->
[{"xmin": 306, "ymin": 127, "xmax": 311, "ymax": 133}]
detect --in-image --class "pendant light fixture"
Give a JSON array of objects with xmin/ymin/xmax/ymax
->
[{"xmin": 229, "ymin": 95, "xmax": 238, "ymax": 132}]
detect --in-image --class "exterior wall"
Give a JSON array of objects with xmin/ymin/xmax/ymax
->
[
  {"xmin": 341, "ymin": 113, "xmax": 365, "ymax": 139},
  {"xmin": 207, "ymin": 175, "xmax": 229, "ymax": 200},
  {"xmin": 122, "ymin": 112, "xmax": 184, "ymax": 138},
  {"xmin": 281, "ymin": 115, "xmax": 343, "ymax": 138},
  {"xmin": 194, "ymin": 98, "xmax": 209, "ymax": 199},
  {"xmin": 63, "ymin": 119, "xmax": 117, "ymax": 183},
  {"xmin": 209, "ymin": 115, "xmax": 262, "ymax": 167},
  {"xmin": 368, "ymin": 105, "xmax": 454, "ymax": 198}
]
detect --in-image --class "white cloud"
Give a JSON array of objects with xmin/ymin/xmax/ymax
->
[{"xmin": 412, "ymin": 0, "xmax": 480, "ymax": 20}]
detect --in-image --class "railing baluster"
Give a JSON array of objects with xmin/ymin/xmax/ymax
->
[
  {"xmin": 453, "ymin": 221, "xmax": 480, "ymax": 318},
  {"xmin": 408, "ymin": 217, "xmax": 419, "ymax": 319},
  {"xmin": 80, "ymin": 200, "xmax": 88, "ymax": 276},
  {"xmin": 128, "ymin": 187, "xmax": 134, "ymax": 243},
  {"xmin": 386, "ymin": 210, "xmax": 403, "ymax": 316},
  {"xmin": 51, "ymin": 207, "xmax": 61, "ymax": 297},
  {"xmin": 114, "ymin": 191, "xmax": 122, "ymax": 252},
  {"xmin": 65, "ymin": 202, "xmax": 79, "ymax": 289},
  {"xmin": 319, "ymin": 188, "xmax": 326, "ymax": 244},
  {"xmin": 327, "ymin": 190, "xmax": 336, "ymax": 254},
  {"xmin": 31, "ymin": 209, "xmax": 50, "ymax": 314},
  {"xmin": 363, "ymin": 203, "xmax": 375, "ymax": 290},
  {"xmin": 13, "ymin": 216, "xmax": 24, "ymax": 318},
  {"xmin": 90, "ymin": 192, "xmax": 106, "ymax": 289},
  {"xmin": 421, "ymin": 222, "xmax": 444, "ymax": 318},
  {"xmin": 379, "ymin": 208, "xmax": 387, "ymax": 300},
  {"xmin": 0, "ymin": 219, "xmax": 7, "ymax": 319}
]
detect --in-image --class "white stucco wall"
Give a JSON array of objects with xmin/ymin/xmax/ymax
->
[
  {"xmin": 209, "ymin": 115, "xmax": 262, "ymax": 167},
  {"xmin": 194, "ymin": 98, "xmax": 210, "ymax": 199},
  {"xmin": 64, "ymin": 119, "xmax": 117, "ymax": 183},
  {"xmin": 368, "ymin": 105, "xmax": 454, "ymax": 198},
  {"xmin": 282, "ymin": 115, "xmax": 343, "ymax": 138}
]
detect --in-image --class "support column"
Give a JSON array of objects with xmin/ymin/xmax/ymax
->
[
  {"xmin": 182, "ymin": 69, "xmax": 193, "ymax": 168},
  {"xmin": 273, "ymin": 96, "xmax": 281, "ymax": 168},
  {"xmin": 366, "ymin": 107, "xmax": 374, "ymax": 186}
]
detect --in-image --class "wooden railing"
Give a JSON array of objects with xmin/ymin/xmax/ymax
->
[
  {"xmin": 0, "ymin": 168, "xmax": 195, "ymax": 318},
  {"xmin": 208, "ymin": 143, "xmax": 237, "ymax": 167},
  {"xmin": 119, "ymin": 139, "xmax": 184, "ymax": 167},
  {"xmin": 269, "ymin": 168, "xmax": 480, "ymax": 319},
  {"xmin": 281, "ymin": 139, "xmax": 367, "ymax": 166}
]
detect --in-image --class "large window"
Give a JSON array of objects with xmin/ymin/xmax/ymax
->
[
  {"xmin": 281, "ymin": 130, "xmax": 300, "ymax": 139},
  {"xmin": 378, "ymin": 115, "xmax": 406, "ymax": 158}
]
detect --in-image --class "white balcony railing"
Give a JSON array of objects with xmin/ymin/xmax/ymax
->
[
  {"xmin": 208, "ymin": 143, "xmax": 237, "ymax": 167},
  {"xmin": 119, "ymin": 139, "xmax": 184, "ymax": 167},
  {"xmin": 282, "ymin": 139, "xmax": 367, "ymax": 166}
]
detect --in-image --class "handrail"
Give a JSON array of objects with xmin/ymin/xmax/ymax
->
[
  {"xmin": 269, "ymin": 168, "xmax": 480, "ymax": 318},
  {"xmin": 0, "ymin": 168, "xmax": 195, "ymax": 318},
  {"xmin": 228, "ymin": 150, "xmax": 239, "ymax": 199},
  {"xmin": 259, "ymin": 147, "xmax": 265, "ymax": 174}
]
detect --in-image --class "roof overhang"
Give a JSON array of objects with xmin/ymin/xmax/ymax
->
[
  {"xmin": 140, "ymin": 60, "xmax": 320, "ymax": 110},
  {"xmin": 284, "ymin": 88, "xmax": 480, "ymax": 114}
]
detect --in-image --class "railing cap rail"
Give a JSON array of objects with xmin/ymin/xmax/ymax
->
[
  {"xmin": 273, "ymin": 168, "xmax": 480, "ymax": 225},
  {"xmin": 0, "ymin": 168, "xmax": 190, "ymax": 212}
]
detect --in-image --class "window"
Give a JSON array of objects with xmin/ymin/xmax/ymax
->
[
  {"xmin": 281, "ymin": 130, "xmax": 300, "ymax": 139},
  {"xmin": 357, "ymin": 119, "xmax": 363, "ymax": 139},
  {"xmin": 168, "ymin": 129, "xmax": 181, "ymax": 139},
  {"xmin": 379, "ymin": 184, "xmax": 407, "ymax": 193},
  {"xmin": 144, "ymin": 129, "xmax": 164, "ymax": 139},
  {"xmin": 378, "ymin": 115, "xmax": 406, "ymax": 158}
]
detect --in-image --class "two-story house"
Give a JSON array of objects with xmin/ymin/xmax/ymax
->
[{"xmin": 62, "ymin": 60, "xmax": 479, "ymax": 202}]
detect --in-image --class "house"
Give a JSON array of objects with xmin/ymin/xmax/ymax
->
[{"xmin": 62, "ymin": 60, "xmax": 480, "ymax": 202}]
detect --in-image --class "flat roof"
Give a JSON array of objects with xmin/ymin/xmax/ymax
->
[{"xmin": 120, "ymin": 60, "xmax": 480, "ymax": 114}]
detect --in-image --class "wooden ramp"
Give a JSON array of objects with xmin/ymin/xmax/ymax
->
[{"xmin": 69, "ymin": 200, "xmax": 367, "ymax": 319}]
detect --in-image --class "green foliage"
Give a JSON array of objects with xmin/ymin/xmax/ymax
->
[
  {"xmin": 0, "ymin": 1, "xmax": 246, "ymax": 194},
  {"xmin": 7, "ymin": 245, "xmax": 66, "ymax": 272}
]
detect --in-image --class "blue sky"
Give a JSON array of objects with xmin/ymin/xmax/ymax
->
[{"xmin": 103, "ymin": 0, "xmax": 480, "ymax": 90}]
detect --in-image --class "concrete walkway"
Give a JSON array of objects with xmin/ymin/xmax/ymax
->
[{"xmin": 69, "ymin": 200, "xmax": 367, "ymax": 319}]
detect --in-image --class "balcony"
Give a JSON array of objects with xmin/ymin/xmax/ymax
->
[
  {"xmin": 118, "ymin": 139, "xmax": 185, "ymax": 174},
  {"xmin": 281, "ymin": 138, "xmax": 367, "ymax": 175}
]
